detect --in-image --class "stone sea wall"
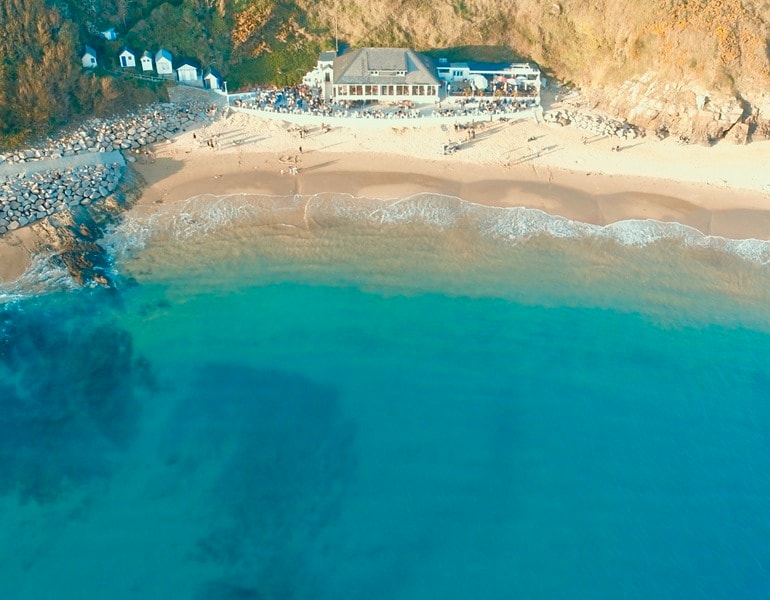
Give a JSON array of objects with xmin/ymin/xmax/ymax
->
[
  {"xmin": 0, "ymin": 160, "xmax": 123, "ymax": 235},
  {"xmin": 0, "ymin": 100, "xmax": 218, "ymax": 235}
]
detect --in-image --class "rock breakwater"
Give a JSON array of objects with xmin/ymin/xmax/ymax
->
[
  {"xmin": 0, "ymin": 102, "xmax": 216, "ymax": 166},
  {"xmin": 0, "ymin": 94, "xmax": 221, "ymax": 286},
  {"xmin": 0, "ymin": 162, "xmax": 123, "ymax": 235},
  {"xmin": 0, "ymin": 100, "xmax": 218, "ymax": 234}
]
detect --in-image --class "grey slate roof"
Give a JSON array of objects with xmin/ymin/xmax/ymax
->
[
  {"xmin": 319, "ymin": 51, "xmax": 337, "ymax": 62},
  {"xmin": 333, "ymin": 48, "xmax": 440, "ymax": 86}
]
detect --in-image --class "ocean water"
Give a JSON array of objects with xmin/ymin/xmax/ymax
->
[{"xmin": 2, "ymin": 193, "xmax": 770, "ymax": 599}]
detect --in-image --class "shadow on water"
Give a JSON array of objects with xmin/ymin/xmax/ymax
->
[
  {"xmin": 156, "ymin": 363, "xmax": 356, "ymax": 599},
  {"xmin": 0, "ymin": 292, "xmax": 151, "ymax": 503}
]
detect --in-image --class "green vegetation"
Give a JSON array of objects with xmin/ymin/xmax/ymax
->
[
  {"xmin": 422, "ymin": 46, "xmax": 524, "ymax": 64},
  {"xmin": 0, "ymin": 0, "xmax": 168, "ymax": 149},
  {"xmin": 2, "ymin": 0, "xmax": 770, "ymax": 148},
  {"xmin": 228, "ymin": 43, "xmax": 320, "ymax": 89}
]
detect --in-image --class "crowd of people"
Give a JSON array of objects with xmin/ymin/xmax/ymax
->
[
  {"xmin": 230, "ymin": 85, "xmax": 539, "ymax": 121},
  {"xmin": 432, "ymin": 97, "xmax": 538, "ymax": 119},
  {"xmin": 232, "ymin": 85, "xmax": 335, "ymax": 117}
]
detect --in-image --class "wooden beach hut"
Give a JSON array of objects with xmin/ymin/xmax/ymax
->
[
  {"xmin": 140, "ymin": 51, "xmax": 154, "ymax": 72},
  {"xmin": 155, "ymin": 49, "xmax": 173, "ymax": 75},
  {"xmin": 176, "ymin": 59, "xmax": 200, "ymax": 83},
  {"xmin": 119, "ymin": 47, "xmax": 136, "ymax": 69},
  {"xmin": 203, "ymin": 67, "xmax": 221, "ymax": 90},
  {"xmin": 81, "ymin": 46, "xmax": 97, "ymax": 69}
]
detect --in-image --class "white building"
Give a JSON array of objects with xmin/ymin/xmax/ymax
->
[
  {"xmin": 176, "ymin": 60, "xmax": 199, "ymax": 83},
  {"xmin": 332, "ymin": 48, "xmax": 440, "ymax": 103},
  {"xmin": 436, "ymin": 58, "xmax": 541, "ymax": 101},
  {"xmin": 155, "ymin": 49, "xmax": 173, "ymax": 75},
  {"xmin": 101, "ymin": 28, "xmax": 117, "ymax": 41},
  {"xmin": 81, "ymin": 46, "xmax": 97, "ymax": 69},
  {"xmin": 119, "ymin": 48, "xmax": 136, "ymax": 69},
  {"xmin": 203, "ymin": 68, "xmax": 222, "ymax": 90},
  {"xmin": 140, "ymin": 51, "xmax": 154, "ymax": 72},
  {"xmin": 303, "ymin": 50, "xmax": 336, "ymax": 88}
]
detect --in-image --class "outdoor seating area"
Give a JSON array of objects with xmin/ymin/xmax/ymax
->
[{"xmin": 230, "ymin": 84, "xmax": 539, "ymax": 122}]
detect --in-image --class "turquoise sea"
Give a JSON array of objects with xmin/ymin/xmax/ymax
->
[{"xmin": 2, "ymin": 193, "xmax": 770, "ymax": 599}]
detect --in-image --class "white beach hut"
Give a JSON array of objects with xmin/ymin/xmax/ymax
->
[
  {"xmin": 203, "ymin": 67, "xmax": 221, "ymax": 90},
  {"xmin": 140, "ymin": 51, "xmax": 154, "ymax": 72},
  {"xmin": 81, "ymin": 46, "xmax": 97, "ymax": 69},
  {"xmin": 155, "ymin": 49, "xmax": 173, "ymax": 75},
  {"xmin": 176, "ymin": 60, "xmax": 199, "ymax": 83},
  {"xmin": 119, "ymin": 47, "xmax": 136, "ymax": 69}
]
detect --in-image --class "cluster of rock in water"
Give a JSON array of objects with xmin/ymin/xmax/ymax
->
[{"xmin": 0, "ymin": 101, "xmax": 217, "ymax": 235}]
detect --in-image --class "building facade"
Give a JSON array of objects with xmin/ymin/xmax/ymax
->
[
  {"xmin": 303, "ymin": 51, "xmax": 336, "ymax": 88},
  {"xmin": 436, "ymin": 59, "xmax": 541, "ymax": 101},
  {"xmin": 82, "ymin": 46, "xmax": 97, "ymax": 68},
  {"xmin": 332, "ymin": 48, "xmax": 440, "ymax": 103},
  {"xmin": 140, "ymin": 51, "xmax": 154, "ymax": 72},
  {"xmin": 176, "ymin": 61, "xmax": 199, "ymax": 82},
  {"xmin": 155, "ymin": 49, "xmax": 173, "ymax": 75},
  {"xmin": 203, "ymin": 68, "xmax": 221, "ymax": 90},
  {"xmin": 119, "ymin": 48, "xmax": 136, "ymax": 68}
]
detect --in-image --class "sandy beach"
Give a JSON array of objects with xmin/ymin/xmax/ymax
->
[
  {"xmin": 131, "ymin": 106, "xmax": 770, "ymax": 232},
  {"xmin": 4, "ymin": 98, "xmax": 770, "ymax": 284}
]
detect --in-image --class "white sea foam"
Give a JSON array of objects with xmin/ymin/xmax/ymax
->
[
  {"xmin": 97, "ymin": 192, "xmax": 770, "ymax": 270},
  {"xmin": 0, "ymin": 253, "xmax": 77, "ymax": 304}
]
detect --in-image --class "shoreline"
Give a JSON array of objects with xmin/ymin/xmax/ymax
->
[{"xmin": 3, "ymin": 106, "xmax": 770, "ymax": 284}]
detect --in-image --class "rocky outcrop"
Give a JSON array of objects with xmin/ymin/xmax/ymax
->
[
  {"xmin": 745, "ymin": 97, "xmax": 770, "ymax": 142},
  {"xmin": 543, "ymin": 108, "xmax": 645, "ymax": 140},
  {"xmin": 581, "ymin": 73, "xmax": 747, "ymax": 145}
]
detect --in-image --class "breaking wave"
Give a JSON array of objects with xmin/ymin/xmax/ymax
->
[
  {"xmin": 0, "ymin": 254, "xmax": 78, "ymax": 304},
  {"xmin": 100, "ymin": 192, "xmax": 770, "ymax": 265}
]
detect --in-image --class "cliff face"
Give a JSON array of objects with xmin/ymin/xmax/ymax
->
[
  {"xmin": 238, "ymin": 0, "xmax": 770, "ymax": 142},
  {"xmin": 4, "ymin": 0, "xmax": 770, "ymax": 146},
  {"xmin": 303, "ymin": 0, "xmax": 770, "ymax": 91}
]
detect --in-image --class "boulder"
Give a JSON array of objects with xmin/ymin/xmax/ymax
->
[{"xmin": 731, "ymin": 122, "xmax": 749, "ymax": 145}]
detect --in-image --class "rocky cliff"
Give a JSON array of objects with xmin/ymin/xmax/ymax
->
[{"xmin": 234, "ymin": 0, "xmax": 770, "ymax": 143}]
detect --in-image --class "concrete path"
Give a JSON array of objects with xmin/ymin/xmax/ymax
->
[{"xmin": 0, "ymin": 150, "xmax": 125, "ymax": 180}]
